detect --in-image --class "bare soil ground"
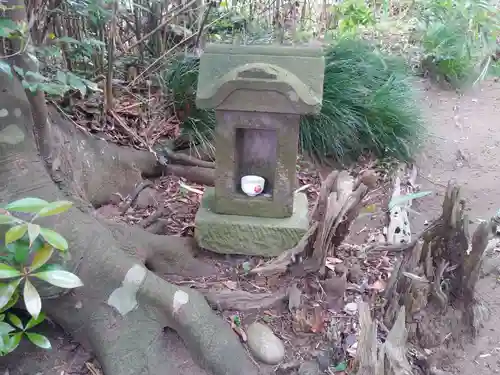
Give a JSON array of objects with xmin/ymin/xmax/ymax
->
[{"xmin": 3, "ymin": 78, "xmax": 500, "ymax": 375}]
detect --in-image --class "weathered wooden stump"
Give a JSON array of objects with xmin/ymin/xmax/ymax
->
[{"xmin": 355, "ymin": 181, "xmax": 497, "ymax": 375}]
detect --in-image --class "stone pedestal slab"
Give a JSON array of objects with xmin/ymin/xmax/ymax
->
[{"xmin": 195, "ymin": 188, "xmax": 309, "ymax": 256}]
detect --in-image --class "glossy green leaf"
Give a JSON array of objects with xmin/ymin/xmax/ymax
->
[
  {"xmin": 0, "ymin": 279, "xmax": 21, "ymax": 311},
  {"xmin": 0, "ymin": 321, "xmax": 14, "ymax": 335},
  {"xmin": 23, "ymin": 278, "xmax": 41, "ymax": 319},
  {"xmin": 26, "ymin": 332, "xmax": 51, "ymax": 349},
  {"xmin": 0, "ymin": 214, "xmax": 20, "ymax": 224},
  {"xmin": 40, "ymin": 228, "xmax": 68, "ymax": 251},
  {"xmin": 5, "ymin": 197, "xmax": 48, "ymax": 213},
  {"xmin": 27, "ymin": 223, "xmax": 41, "ymax": 246},
  {"xmin": 5, "ymin": 224, "xmax": 27, "ymax": 244},
  {"xmin": 12, "ymin": 238, "xmax": 31, "ymax": 264},
  {"xmin": 33, "ymin": 270, "xmax": 83, "ymax": 289},
  {"xmin": 5, "ymin": 332, "xmax": 22, "ymax": 353},
  {"xmin": 30, "ymin": 244, "xmax": 54, "ymax": 271},
  {"xmin": 0, "ymin": 263, "xmax": 22, "ymax": 279},
  {"xmin": 7, "ymin": 313, "xmax": 23, "ymax": 330},
  {"xmin": 25, "ymin": 311, "xmax": 45, "ymax": 330},
  {"xmin": 36, "ymin": 200, "xmax": 73, "ymax": 218}
]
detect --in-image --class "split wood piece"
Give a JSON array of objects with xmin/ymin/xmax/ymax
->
[
  {"xmin": 355, "ymin": 302, "xmax": 412, "ymax": 375},
  {"xmin": 250, "ymin": 170, "xmax": 369, "ymax": 277}
]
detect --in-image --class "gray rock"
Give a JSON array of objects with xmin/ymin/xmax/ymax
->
[
  {"xmin": 298, "ymin": 361, "xmax": 321, "ymax": 375},
  {"xmin": 246, "ymin": 322, "xmax": 285, "ymax": 365}
]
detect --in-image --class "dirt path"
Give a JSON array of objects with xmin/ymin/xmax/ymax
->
[{"xmin": 414, "ymin": 78, "xmax": 500, "ymax": 374}]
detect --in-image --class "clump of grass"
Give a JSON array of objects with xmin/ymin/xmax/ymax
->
[
  {"xmin": 301, "ymin": 37, "xmax": 423, "ymax": 163},
  {"xmin": 159, "ymin": 37, "xmax": 424, "ymax": 163},
  {"xmin": 413, "ymin": 0, "xmax": 499, "ymax": 89}
]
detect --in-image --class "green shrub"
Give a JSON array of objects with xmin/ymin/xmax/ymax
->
[
  {"xmin": 0, "ymin": 198, "xmax": 83, "ymax": 355},
  {"xmin": 159, "ymin": 37, "xmax": 424, "ymax": 163},
  {"xmin": 413, "ymin": 0, "xmax": 499, "ymax": 88}
]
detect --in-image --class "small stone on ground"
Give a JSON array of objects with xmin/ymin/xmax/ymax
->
[{"xmin": 246, "ymin": 322, "xmax": 285, "ymax": 365}]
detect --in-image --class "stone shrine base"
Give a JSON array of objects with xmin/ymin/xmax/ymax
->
[{"xmin": 195, "ymin": 188, "xmax": 309, "ymax": 256}]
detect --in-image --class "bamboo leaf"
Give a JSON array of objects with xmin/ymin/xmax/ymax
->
[
  {"xmin": 40, "ymin": 228, "xmax": 68, "ymax": 251},
  {"xmin": 5, "ymin": 198, "xmax": 49, "ymax": 213},
  {"xmin": 5, "ymin": 224, "xmax": 27, "ymax": 244},
  {"xmin": 33, "ymin": 270, "xmax": 83, "ymax": 288},
  {"xmin": 23, "ymin": 278, "xmax": 42, "ymax": 319},
  {"xmin": 0, "ymin": 263, "xmax": 22, "ymax": 279}
]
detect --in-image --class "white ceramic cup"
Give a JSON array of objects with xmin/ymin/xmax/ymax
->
[{"xmin": 241, "ymin": 175, "xmax": 265, "ymax": 197}]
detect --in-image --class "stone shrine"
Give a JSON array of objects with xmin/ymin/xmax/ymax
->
[{"xmin": 194, "ymin": 44, "xmax": 325, "ymax": 256}]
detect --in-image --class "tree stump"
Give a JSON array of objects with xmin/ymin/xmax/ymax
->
[{"xmin": 355, "ymin": 181, "xmax": 497, "ymax": 375}]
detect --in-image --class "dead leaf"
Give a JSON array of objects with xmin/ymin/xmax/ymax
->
[
  {"xmin": 223, "ymin": 280, "xmax": 238, "ymax": 290},
  {"xmin": 231, "ymin": 325, "xmax": 248, "ymax": 342},
  {"xmin": 368, "ymin": 279, "xmax": 386, "ymax": 291},
  {"xmin": 325, "ymin": 257, "xmax": 343, "ymax": 271},
  {"xmin": 310, "ymin": 305, "xmax": 324, "ymax": 333}
]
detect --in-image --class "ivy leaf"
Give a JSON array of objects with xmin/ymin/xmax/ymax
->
[
  {"xmin": 40, "ymin": 228, "xmax": 68, "ymax": 251},
  {"xmin": 30, "ymin": 244, "xmax": 53, "ymax": 271},
  {"xmin": 38, "ymin": 82, "xmax": 69, "ymax": 96},
  {"xmin": 0, "ymin": 61, "xmax": 12, "ymax": 78},
  {"xmin": 7, "ymin": 312, "xmax": 23, "ymax": 330},
  {"xmin": 68, "ymin": 73, "xmax": 87, "ymax": 96},
  {"xmin": 0, "ymin": 279, "xmax": 21, "ymax": 311},
  {"xmin": 55, "ymin": 70, "xmax": 67, "ymax": 84},
  {"xmin": 23, "ymin": 278, "xmax": 42, "ymax": 319},
  {"xmin": 0, "ymin": 322, "xmax": 14, "ymax": 335},
  {"xmin": 56, "ymin": 36, "xmax": 80, "ymax": 44},
  {"xmin": 12, "ymin": 65, "xmax": 24, "ymax": 77},
  {"xmin": 5, "ymin": 197, "xmax": 48, "ymax": 213},
  {"xmin": 0, "ymin": 263, "xmax": 22, "ymax": 279},
  {"xmin": 36, "ymin": 200, "xmax": 72, "ymax": 218},
  {"xmin": 5, "ymin": 224, "xmax": 28, "ymax": 244},
  {"xmin": 32, "ymin": 270, "xmax": 83, "ymax": 289},
  {"xmin": 25, "ymin": 70, "xmax": 47, "ymax": 82},
  {"xmin": 25, "ymin": 311, "xmax": 45, "ymax": 330},
  {"xmin": 27, "ymin": 223, "xmax": 41, "ymax": 246},
  {"xmin": 26, "ymin": 332, "xmax": 51, "ymax": 349}
]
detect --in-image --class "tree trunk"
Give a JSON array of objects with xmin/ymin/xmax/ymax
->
[{"xmin": 0, "ymin": 70, "xmax": 261, "ymax": 375}]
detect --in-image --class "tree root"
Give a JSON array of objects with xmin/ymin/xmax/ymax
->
[
  {"xmin": 0, "ymin": 72, "xmax": 260, "ymax": 375},
  {"xmin": 250, "ymin": 170, "xmax": 369, "ymax": 277}
]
